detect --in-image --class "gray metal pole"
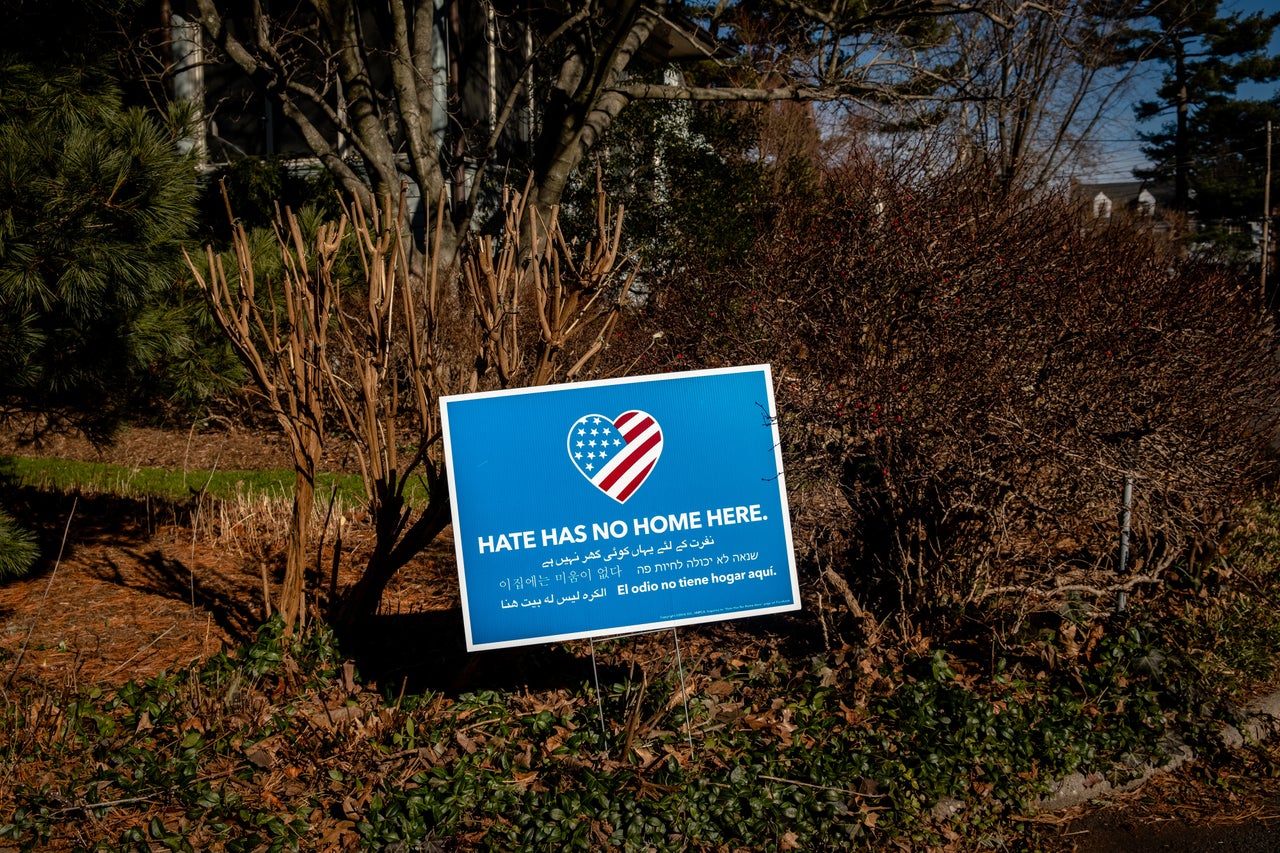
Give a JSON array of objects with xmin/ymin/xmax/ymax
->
[
  {"xmin": 672, "ymin": 629, "xmax": 695, "ymax": 757},
  {"xmin": 1117, "ymin": 475, "xmax": 1133, "ymax": 614},
  {"xmin": 1263, "ymin": 121, "xmax": 1273, "ymax": 308}
]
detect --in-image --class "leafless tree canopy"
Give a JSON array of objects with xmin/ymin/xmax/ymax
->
[
  {"xmin": 178, "ymin": 1, "xmax": 1137, "ymax": 258},
  {"xmin": 926, "ymin": 0, "xmax": 1151, "ymax": 190}
]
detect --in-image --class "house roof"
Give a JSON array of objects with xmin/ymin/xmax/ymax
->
[
  {"xmin": 639, "ymin": 7, "xmax": 720, "ymax": 62},
  {"xmin": 1073, "ymin": 180, "xmax": 1175, "ymax": 208}
]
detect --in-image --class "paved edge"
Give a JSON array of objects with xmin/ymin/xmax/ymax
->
[{"xmin": 1034, "ymin": 689, "xmax": 1280, "ymax": 812}]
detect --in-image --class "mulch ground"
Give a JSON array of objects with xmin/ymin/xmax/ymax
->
[{"xmin": 0, "ymin": 423, "xmax": 454, "ymax": 690}]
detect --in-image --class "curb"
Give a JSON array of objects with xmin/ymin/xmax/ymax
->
[{"xmin": 1035, "ymin": 688, "xmax": 1280, "ymax": 812}]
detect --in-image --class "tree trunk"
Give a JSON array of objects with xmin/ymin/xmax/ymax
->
[
  {"xmin": 332, "ymin": 491, "xmax": 452, "ymax": 631},
  {"xmin": 279, "ymin": 465, "xmax": 314, "ymax": 633},
  {"xmin": 1174, "ymin": 40, "xmax": 1190, "ymax": 211}
]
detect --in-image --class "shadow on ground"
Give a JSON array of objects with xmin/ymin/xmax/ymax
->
[
  {"xmin": 338, "ymin": 608, "xmax": 828, "ymax": 700},
  {"xmin": 0, "ymin": 485, "xmax": 160, "ymax": 565},
  {"xmin": 338, "ymin": 609, "xmax": 630, "ymax": 696}
]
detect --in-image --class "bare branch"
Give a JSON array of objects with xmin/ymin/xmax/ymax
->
[{"xmin": 609, "ymin": 80, "xmax": 941, "ymax": 103}]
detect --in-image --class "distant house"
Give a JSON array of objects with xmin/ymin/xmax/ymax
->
[
  {"xmin": 1071, "ymin": 178, "xmax": 1272, "ymax": 266},
  {"xmin": 1072, "ymin": 180, "xmax": 1175, "ymax": 224}
]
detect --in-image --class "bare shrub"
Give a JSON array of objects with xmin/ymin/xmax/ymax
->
[
  {"xmin": 328, "ymin": 178, "xmax": 636, "ymax": 628},
  {"xmin": 186, "ymin": 199, "xmax": 335, "ymax": 633},
  {"xmin": 189, "ymin": 177, "xmax": 637, "ymax": 633},
  {"xmin": 635, "ymin": 157, "xmax": 1280, "ymax": 638}
]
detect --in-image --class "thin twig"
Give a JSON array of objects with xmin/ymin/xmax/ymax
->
[
  {"xmin": 978, "ymin": 574, "xmax": 1162, "ymax": 600},
  {"xmin": 103, "ymin": 626, "xmax": 175, "ymax": 679},
  {"xmin": 53, "ymin": 766, "xmax": 245, "ymax": 816},
  {"xmin": 7, "ymin": 497, "xmax": 77, "ymax": 686},
  {"xmin": 757, "ymin": 774, "xmax": 889, "ymax": 798}
]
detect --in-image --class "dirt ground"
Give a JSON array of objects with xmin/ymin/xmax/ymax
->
[
  {"xmin": 1041, "ymin": 742, "xmax": 1280, "ymax": 852},
  {"xmin": 0, "ymin": 424, "xmax": 456, "ymax": 689}
]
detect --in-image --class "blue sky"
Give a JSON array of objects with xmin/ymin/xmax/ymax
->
[{"xmin": 1081, "ymin": 0, "xmax": 1280, "ymax": 182}]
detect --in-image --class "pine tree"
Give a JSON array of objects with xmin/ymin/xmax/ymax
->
[
  {"xmin": 0, "ymin": 4, "xmax": 198, "ymax": 443},
  {"xmin": 1178, "ymin": 96, "xmax": 1280, "ymax": 227},
  {"xmin": 0, "ymin": 0, "xmax": 201, "ymax": 580},
  {"xmin": 1123, "ymin": 0, "xmax": 1280, "ymax": 211},
  {"xmin": 0, "ymin": 507, "xmax": 38, "ymax": 580}
]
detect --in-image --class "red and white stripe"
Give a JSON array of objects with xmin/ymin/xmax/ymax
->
[{"xmin": 593, "ymin": 410, "xmax": 662, "ymax": 503}]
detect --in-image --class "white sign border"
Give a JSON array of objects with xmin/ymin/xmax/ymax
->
[{"xmin": 440, "ymin": 363, "xmax": 800, "ymax": 651}]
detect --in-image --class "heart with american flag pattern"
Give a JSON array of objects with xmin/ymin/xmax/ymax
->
[{"xmin": 567, "ymin": 411, "xmax": 663, "ymax": 503}]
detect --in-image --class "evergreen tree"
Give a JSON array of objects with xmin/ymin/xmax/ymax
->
[
  {"xmin": 1184, "ymin": 97, "xmax": 1280, "ymax": 214},
  {"xmin": 0, "ymin": 0, "xmax": 202, "ymax": 579},
  {"xmin": 0, "ymin": 507, "xmax": 38, "ymax": 580},
  {"xmin": 0, "ymin": 2, "xmax": 199, "ymax": 443},
  {"xmin": 556, "ymin": 94, "xmax": 772, "ymax": 278},
  {"xmin": 1124, "ymin": 0, "xmax": 1280, "ymax": 211}
]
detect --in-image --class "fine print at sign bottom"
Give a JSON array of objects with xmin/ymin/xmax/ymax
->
[{"xmin": 441, "ymin": 365, "xmax": 801, "ymax": 650}]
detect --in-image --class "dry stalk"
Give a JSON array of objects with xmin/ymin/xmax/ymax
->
[
  {"xmin": 462, "ymin": 169, "xmax": 637, "ymax": 391},
  {"xmin": 462, "ymin": 180, "xmax": 529, "ymax": 389},
  {"xmin": 325, "ymin": 187, "xmax": 454, "ymax": 629},
  {"xmin": 184, "ymin": 187, "xmax": 345, "ymax": 634}
]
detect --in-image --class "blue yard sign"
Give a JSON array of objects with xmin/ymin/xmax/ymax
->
[{"xmin": 441, "ymin": 364, "xmax": 800, "ymax": 651}]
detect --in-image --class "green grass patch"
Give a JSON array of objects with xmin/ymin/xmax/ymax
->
[{"xmin": 0, "ymin": 454, "xmax": 420, "ymax": 507}]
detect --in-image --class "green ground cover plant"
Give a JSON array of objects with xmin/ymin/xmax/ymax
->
[
  {"xmin": 2, "ymin": 492, "xmax": 1278, "ymax": 851},
  {"xmin": 0, "ymin": 623, "xmax": 1123, "ymax": 850}
]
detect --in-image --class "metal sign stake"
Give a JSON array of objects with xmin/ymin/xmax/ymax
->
[
  {"xmin": 1117, "ymin": 474, "xmax": 1134, "ymax": 614},
  {"xmin": 589, "ymin": 636, "xmax": 608, "ymax": 755},
  {"xmin": 672, "ymin": 628, "xmax": 695, "ymax": 757}
]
